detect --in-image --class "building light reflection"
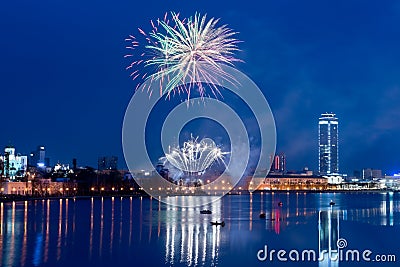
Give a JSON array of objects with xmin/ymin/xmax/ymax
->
[
  {"xmin": 57, "ymin": 199, "xmax": 62, "ymax": 260},
  {"xmin": 0, "ymin": 192, "xmax": 397, "ymax": 266},
  {"xmin": 89, "ymin": 197, "xmax": 94, "ymax": 260}
]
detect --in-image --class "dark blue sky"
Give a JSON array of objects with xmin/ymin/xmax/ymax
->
[{"xmin": 1, "ymin": 0, "xmax": 400, "ymax": 174}]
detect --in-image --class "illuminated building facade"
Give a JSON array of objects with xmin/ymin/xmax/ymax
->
[
  {"xmin": 1, "ymin": 146, "xmax": 28, "ymax": 179},
  {"xmin": 270, "ymin": 153, "xmax": 286, "ymax": 173},
  {"xmin": 319, "ymin": 113, "xmax": 339, "ymax": 175},
  {"xmin": 1, "ymin": 181, "xmax": 32, "ymax": 195},
  {"xmin": 261, "ymin": 174, "xmax": 328, "ymax": 190},
  {"xmin": 29, "ymin": 145, "xmax": 49, "ymax": 168},
  {"xmin": 318, "ymin": 209, "xmax": 339, "ymax": 267}
]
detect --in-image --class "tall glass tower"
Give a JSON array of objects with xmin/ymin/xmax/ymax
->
[{"xmin": 319, "ymin": 113, "xmax": 339, "ymax": 175}]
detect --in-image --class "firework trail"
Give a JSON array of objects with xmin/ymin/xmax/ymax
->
[{"xmin": 125, "ymin": 12, "xmax": 241, "ymax": 99}]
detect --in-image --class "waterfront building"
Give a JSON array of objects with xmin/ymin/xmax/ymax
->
[
  {"xmin": 378, "ymin": 175, "xmax": 400, "ymax": 190},
  {"xmin": 261, "ymin": 173, "xmax": 328, "ymax": 190},
  {"xmin": 0, "ymin": 146, "xmax": 28, "ymax": 180},
  {"xmin": 319, "ymin": 113, "xmax": 339, "ymax": 175},
  {"xmin": 322, "ymin": 175, "xmax": 343, "ymax": 184},
  {"xmin": 32, "ymin": 178, "xmax": 78, "ymax": 196},
  {"xmin": 1, "ymin": 181, "xmax": 32, "ymax": 195}
]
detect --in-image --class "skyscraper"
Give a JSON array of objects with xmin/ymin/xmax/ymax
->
[
  {"xmin": 1, "ymin": 146, "xmax": 28, "ymax": 179},
  {"xmin": 29, "ymin": 146, "xmax": 49, "ymax": 168},
  {"xmin": 319, "ymin": 113, "xmax": 339, "ymax": 175}
]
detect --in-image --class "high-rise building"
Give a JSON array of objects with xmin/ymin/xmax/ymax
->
[
  {"xmin": 29, "ymin": 146, "xmax": 49, "ymax": 168},
  {"xmin": 1, "ymin": 146, "xmax": 28, "ymax": 179},
  {"xmin": 362, "ymin": 168, "xmax": 382, "ymax": 180},
  {"xmin": 319, "ymin": 113, "xmax": 339, "ymax": 175},
  {"xmin": 98, "ymin": 156, "xmax": 118, "ymax": 171},
  {"xmin": 269, "ymin": 153, "xmax": 286, "ymax": 173},
  {"xmin": 72, "ymin": 158, "xmax": 77, "ymax": 171}
]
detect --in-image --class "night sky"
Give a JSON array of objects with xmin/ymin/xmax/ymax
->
[{"xmin": 1, "ymin": 0, "xmax": 400, "ymax": 174}]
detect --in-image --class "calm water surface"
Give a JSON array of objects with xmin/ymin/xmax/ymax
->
[{"xmin": 0, "ymin": 192, "xmax": 399, "ymax": 267}]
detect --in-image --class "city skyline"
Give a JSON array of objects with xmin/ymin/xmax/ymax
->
[
  {"xmin": 1, "ymin": 1, "xmax": 399, "ymax": 174},
  {"xmin": 0, "ymin": 108, "xmax": 397, "ymax": 176}
]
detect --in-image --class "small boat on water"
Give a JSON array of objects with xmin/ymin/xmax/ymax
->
[
  {"xmin": 210, "ymin": 221, "xmax": 225, "ymax": 227},
  {"xmin": 259, "ymin": 213, "xmax": 266, "ymax": 219},
  {"xmin": 329, "ymin": 200, "xmax": 335, "ymax": 206},
  {"xmin": 200, "ymin": 210, "xmax": 212, "ymax": 214},
  {"xmin": 278, "ymin": 201, "xmax": 283, "ymax": 207}
]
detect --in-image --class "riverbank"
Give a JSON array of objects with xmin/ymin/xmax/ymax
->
[
  {"xmin": 1, "ymin": 189, "xmax": 398, "ymax": 203},
  {"xmin": 0, "ymin": 193, "xmax": 149, "ymax": 203}
]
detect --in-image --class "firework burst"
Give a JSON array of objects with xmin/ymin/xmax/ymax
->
[
  {"xmin": 125, "ymin": 12, "xmax": 241, "ymax": 99},
  {"xmin": 165, "ymin": 136, "xmax": 229, "ymax": 175}
]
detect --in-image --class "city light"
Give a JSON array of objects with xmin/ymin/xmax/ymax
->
[{"xmin": 0, "ymin": 114, "xmax": 399, "ymax": 198}]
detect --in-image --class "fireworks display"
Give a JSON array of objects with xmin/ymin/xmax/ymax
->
[
  {"xmin": 165, "ymin": 136, "xmax": 228, "ymax": 175},
  {"xmin": 125, "ymin": 12, "xmax": 241, "ymax": 99}
]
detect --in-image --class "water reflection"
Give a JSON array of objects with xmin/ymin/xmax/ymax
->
[
  {"xmin": 22, "ymin": 201, "xmax": 27, "ymax": 266},
  {"xmin": 129, "ymin": 196, "xmax": 133, "ymax": 246},
  {"xmin": 339, "ymin": 192, "xmax": 399, "ymax": 226},
  {"xmin": 99, "ymin": 197, "xmax": 104, "ymax": 257},
  {"xmin": 389, "ymin": 192, "xmax": 394, "ymax": 226},
  {"xmin": 0, "ymin": 192, "xmax": 399, "ymax": 267},
  {"xmin": 318, "ymin": 208, "xmax": 339, "ymax": 267},
  {"xmin": 89, "ymin": 197, "xmax": 94, "ymax": 259},
  {"xmin": 32, "ymin": 233, "xmax": 43, "ymax": 266},
  {"xmin": 258, "ymin": 192, "xmax": 316, "ymax": 234},
  {"xmin": 44, "ymin": 199, "xmax": 49, "ymax": 263},
  {"xmin": 163, "ymin": 196, "xmax": 223, "ymax": 266},
  {"xmin": 57, "ymin": 199, "xmax": 62, "ymax": 260},
  {"xmin": 0, "ymin": 203, "xmax": 3, "ymax": 264},
  {"xmin": 65, "ymin": 198, "xmax": 69, "ymax": 244},
  {"xmin": 110, "ymin": 196, "xmax": 114, "ymax": 255}
]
